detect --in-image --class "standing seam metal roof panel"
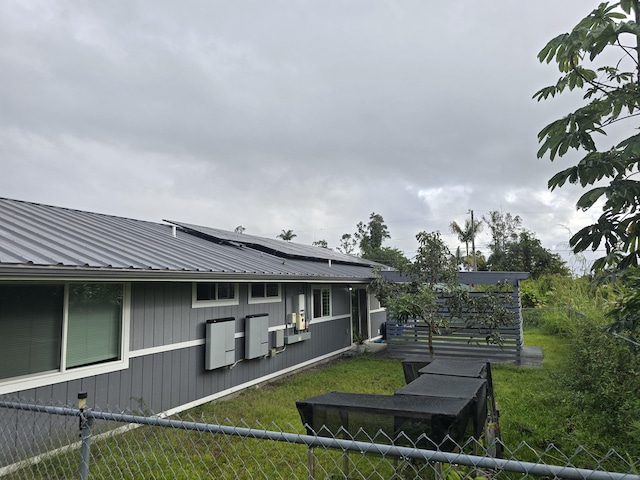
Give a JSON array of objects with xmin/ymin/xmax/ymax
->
[
  {"xmin": 0, "ymin": 199, "xmax": 293, "ymax": 272},
  {"xmin": 1, "ymin": 199, "xmax": 207, "ymax": 269}
]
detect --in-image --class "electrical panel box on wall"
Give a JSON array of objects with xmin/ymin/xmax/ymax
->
[
  {"xmin": 245, "ymin": 314, "xmax": 269, "ymax": 359},
  {"xmin": 275, "ymin": 329, "xmax": 285, "ymax": 349},
  {"xmin": 292, "ymin": 294, "xmax": 305, "ymax": 314},
  {"xmin": 205, "ymin": 317, "xmax": 236, "ymax": 370},
  {"xmin": 295, "ymin": 312, "xmax": 306, "ymax": 331}
]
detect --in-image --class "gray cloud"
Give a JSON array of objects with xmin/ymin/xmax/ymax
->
[{"xmin": 0, "ymin": 0, "xmax": 606, "ymax": 270}]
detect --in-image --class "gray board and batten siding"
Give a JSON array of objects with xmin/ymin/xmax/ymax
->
[
  {"xmin": 0, "ymin": 279, "xmax": 355, "ymax": 409},
  {"xmin": 12, "ymin": 301, "xmax": 352, "ymax": 414},
  {"xmin": 382, "ymin": 271, "xmax": 529, "ymax": 364}
]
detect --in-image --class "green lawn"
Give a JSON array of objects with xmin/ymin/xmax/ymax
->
[{"xmin": 189, "ymin": 354, "xmax": 406, "ymax": 428}]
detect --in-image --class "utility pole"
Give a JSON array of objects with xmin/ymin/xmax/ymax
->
[{"xmin": 470, "ymin": 210, "xmax": 477, "ymax": 271}]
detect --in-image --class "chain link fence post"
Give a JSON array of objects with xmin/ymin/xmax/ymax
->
[
  {"xmin": 307, "ymin": 446, "xmax": 315, "ymax": 480},
  {"xmin": 78, "ymin": 392, "xmax": 92, "ymax": 480}
]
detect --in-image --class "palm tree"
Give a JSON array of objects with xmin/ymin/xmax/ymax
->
[
  {"xmin": 450, "ymin": 219, "xmax": 482, "ymax": 271},
  {"xmin": 277, "ymin": 229, "xmax": 297, "ymax": 241}
]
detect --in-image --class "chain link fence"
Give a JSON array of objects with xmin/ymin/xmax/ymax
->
[{"xmin": 1, "ymin": 396, "xmax": 638, "ymax": 480}]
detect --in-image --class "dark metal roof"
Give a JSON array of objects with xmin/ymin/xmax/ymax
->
[{"xmin": 0, "ymin": 198, "xmax": 379, "ymax": 281}]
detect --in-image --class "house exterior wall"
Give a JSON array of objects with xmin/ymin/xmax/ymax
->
[
  {"xmin": 130, "ymin": 282, "xmax": 293, "ymax": 351},
  {"xmin": 369, "ymin": 293, "xmax": 386, "ymax": 338},
  {"xmin": 370, "ymin": 310, "xmax": 387, "ymax": 338},
  {"xmin": 329, "ymin": 284, "xmax": 351, "ymax": 317},
  {"xmin": 2, "ymin": 281, "xmax": 353, "ymax": 413},
  {"xmin": 10, "ymin": 317, "xmax": 351, "ymax": 414},
  {"xmin": 0, "ymin": 197, "xmax": 386, "ymax": 466},
  {"xmin": 0, "ymin": 280, "xmax": 360, "ymax": 465}
]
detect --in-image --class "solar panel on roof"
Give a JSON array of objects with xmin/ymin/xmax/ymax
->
[{"xmin": 165, "ymin": 220, "xmax": 384, "ymax": 267}]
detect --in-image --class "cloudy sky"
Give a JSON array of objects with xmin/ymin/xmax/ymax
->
[{"xmin": 0, "ymin": 1, "xmax": 607, "ymax": 272}]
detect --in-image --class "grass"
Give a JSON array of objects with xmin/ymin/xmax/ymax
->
[
  {"xmin": 7, "ymin": 329, "xmax": 636, "ymax": 478},
  {"xmin": 189, "ymin": 355, "xmax": 406, "ymax": 428},
  {"xmin": 491, "ymin": 330, "xmax": 576, "ymax": 455}
]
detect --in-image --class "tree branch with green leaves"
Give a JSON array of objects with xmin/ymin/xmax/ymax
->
[
  {"xmin": 536, "ymin": 0, "xmax": 640, "ymax": 340},
  {"xmin": 535, "ymin": 1, "xmax": 640, "ymax": 273}
]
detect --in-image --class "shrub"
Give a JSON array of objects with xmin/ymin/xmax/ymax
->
[
  {"xmin": 521, "ymin": 274, "xmax": 639, "ymax": 449},
  {"xmin": 562, "ymin": 319, "xmax": 640, "ymax": 448}
]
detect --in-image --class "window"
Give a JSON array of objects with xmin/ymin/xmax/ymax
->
[
  {"xmin": 248, "ymin": 283, "xmax": 281, "ymax": 304},
  {"xmin": 66, "ymin": 284, "xmax": 123, "ymax": 368},
  {"xmin": 0, "ymin": 283, "xmax": 127, "ymax": 384},
  {"xmin": 312, "ymin": 286, "xmax": 331, "ymax": 318},
  {"xmin": 193, "ymin": 282, "xmax": 239, "ymax": 307},
  {"xmin": 0, "ymin": 285, "xmax": 64, "ymax": 380}
]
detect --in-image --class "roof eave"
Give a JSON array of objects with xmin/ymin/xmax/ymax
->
[{"xmin": 0, "ymin": 265, "xmax": 376, "ymax": 284}]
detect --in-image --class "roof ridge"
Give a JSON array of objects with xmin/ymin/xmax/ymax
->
[{"xmin": 0, "ymin": 197, "xmax": 168, "ymax": 227}]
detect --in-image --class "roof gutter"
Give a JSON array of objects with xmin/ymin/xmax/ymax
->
[{"xmin": 0, "ymin": 265, "xmax": 375, "ymax": 284}]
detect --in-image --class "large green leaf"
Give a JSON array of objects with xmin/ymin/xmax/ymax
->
[{"xmin": 576, "ymin": 187, "xmax": 608, "ymax": 209}]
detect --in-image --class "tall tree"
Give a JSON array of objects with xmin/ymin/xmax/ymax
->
[
  {"xmin": 337, "ymin": 233, "xmax": 357, "ymax": 255},
  {"xmin": 483, "ymin": 211, "xmax": 522, "ymax": 269},
  {"xmin": 453, "ymin": 246, "xmax": 464, "ymax": 270},
  {"xmin": 348, "ymin": 212, "xmax": 409, "ymax": 269},
  {"xmin": 450, "ymin": 218, "xmax": 483, "ymax": 270},
  {"xmin": 505, "ymin": 230, "xmax": 570, "ymax": 278},
  {"xmin": 276, "ymin": 229, "xmax": 296, "ymax": 241},
  {"xmin": 535, "ymin": 0, "xmax": 640, "ymax": 337},
  {"xmin": 355, "ymin": 212, "xmax": 390, "ymax": 256},
  {"xmin": 483, "ymin": 211, "xmax": 568, "ymax": 277}
]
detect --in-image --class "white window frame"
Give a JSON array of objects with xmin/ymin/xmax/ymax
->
[
  {"xmin": 248, "ymin": 283, "xmax": 282, "ymax": 304},
  {"xmin": 192, "ymin": 282, "xmax": 239, "ymax": 308},
  {"xmin": 312, "ymin": 285, "xmax": 332, "ymax": 319},
  {"xmin": 0, "ymin": 282, "xmax": 131, "ymax": 396}
]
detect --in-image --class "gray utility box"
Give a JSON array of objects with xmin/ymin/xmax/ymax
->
[
  {"xmin": 285, "ymin": 330, "xmax": 311, "ymax": 344},
  {"xmin": 245, "ymin": 314, "xmax": 269, "ymax": 359},
  {"xmin": 205, "ymin": 317, "xmax": 236, "ymax": 370}
]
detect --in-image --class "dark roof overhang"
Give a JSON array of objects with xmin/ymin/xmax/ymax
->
[{"xmin": 0, "ymin": 264, "xmax": 376, "ymax": 284}]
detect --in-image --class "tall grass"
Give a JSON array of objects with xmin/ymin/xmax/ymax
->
[
  {"xmin": 520, "ymin": 274, "xmax": 613, "ymax": 334},
  {"xmin": 519, "ymin": 275, "xmax": 639, "ymax": 458}
]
